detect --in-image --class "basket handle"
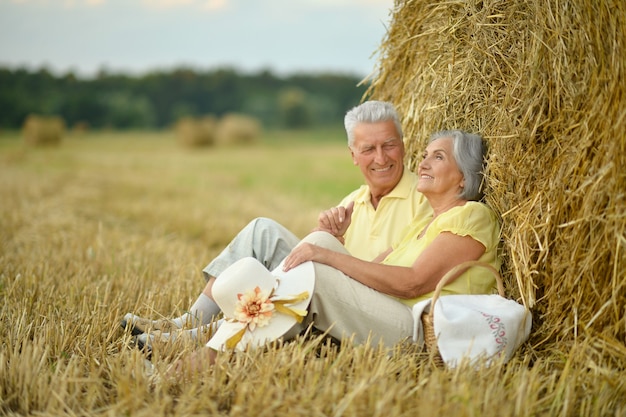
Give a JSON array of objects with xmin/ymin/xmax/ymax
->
[{"xmin": 428, "ymin": 260, "xmax": 504, "ymax": 321}]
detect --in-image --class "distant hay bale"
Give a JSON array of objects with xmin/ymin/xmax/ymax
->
[
  {"xmin": 367, "ymin": 0, "xmax": 626, "ymax": 359},
  {"xmin": 175, "ymin": 115, "xmax": 217, "ymax": 147},
  {"xmin": 215, "ymin": 113, "xmax": 261, "ymax": 146},
  {"xmin": 22, "ymin": 115, "xmax": 65, "ymax": 146},
  {"xmin": 72, "ymin": 121, "xmax": 90, "ymax": 136}
]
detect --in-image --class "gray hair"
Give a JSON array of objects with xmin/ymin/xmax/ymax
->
[
  {"xmin": 429, "ymin": 130, "xmax": 486, "ymax": 201},
  {"xmin": 344, "ymin": 101, "xmax": 403, "ymax": 147}
]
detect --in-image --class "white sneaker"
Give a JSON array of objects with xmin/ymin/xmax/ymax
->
[{"xmin": 121, "ymin": 313, "xmax": 180, "ymax": 335}]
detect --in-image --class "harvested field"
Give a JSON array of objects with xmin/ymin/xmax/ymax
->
[{"xmin": 1, "ymin": 129, "xmax": 624, "ymax": 415}]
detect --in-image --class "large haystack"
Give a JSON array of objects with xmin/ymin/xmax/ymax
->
[{"xmin": 367, "ymin": 0, "xmax": 625, "ymax": 361}]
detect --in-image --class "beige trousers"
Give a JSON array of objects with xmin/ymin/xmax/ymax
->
[{"xmin": 286, "ymin": 231, "xmax": 414, "ymax": 348}]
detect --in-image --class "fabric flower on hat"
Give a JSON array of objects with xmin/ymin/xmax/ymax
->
[
  {"xmin": 233, "ymin": 286, "xmax": 275, "ymax": 331},
  {"xmin": 225, "ymin": 283, "xmax": 310, "ymax": 350}
]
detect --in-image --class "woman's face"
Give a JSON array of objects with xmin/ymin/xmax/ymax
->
[{"xmin": 417, "ymin": 136, "xmax": 465, "ymax": 200}]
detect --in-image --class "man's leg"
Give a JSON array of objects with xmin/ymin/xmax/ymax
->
[
  {"xmin": 194, "ymin": 217, "xmax": 301, "ymax": 323},
  {"xmin": 123, "ymin": 217, "xmax": 301, "ymax": 334},
  {"xmin": 202, "ymin": 217, "xmax": 301, "ymax": 281}
]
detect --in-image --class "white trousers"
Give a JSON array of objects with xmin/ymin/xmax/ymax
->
[
  {"xmin": 285, "ymin": 231, "xmax": 414, "ymax": 348},
  {"xmin": 202, "ymin": 217, "xmax": 300, "ymax": 281}
]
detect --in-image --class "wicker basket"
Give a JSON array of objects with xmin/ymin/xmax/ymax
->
[{"xmin": 421, "ymin": 260, "xmax": 504, "ymax": 367}]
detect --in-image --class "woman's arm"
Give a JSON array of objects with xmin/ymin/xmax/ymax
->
[{"xmin": 282, "ymin": 232, "xmax": 485, "ymax": 299}]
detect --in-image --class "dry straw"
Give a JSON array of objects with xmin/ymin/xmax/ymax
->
[{"xmin": 366, "ymin": 0, "xmax": 626, "ymax": 365}]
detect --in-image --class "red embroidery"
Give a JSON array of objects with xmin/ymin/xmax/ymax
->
[{"xmin": 481, "ymin": 312, "xmax": 507, "ymax": 354}]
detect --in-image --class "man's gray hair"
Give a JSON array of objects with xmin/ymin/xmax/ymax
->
[
  {"xmin": 429, "ymin": 130, "xmax": 486, "ymax": 201},
  {"xmin": 344, "ymin": 101, "xmax": 403, "ymax": 147}
]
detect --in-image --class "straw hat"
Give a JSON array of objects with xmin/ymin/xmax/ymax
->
[{"xmin": 206, "ymin": 257, "xmax": 315, "ymax": 351}]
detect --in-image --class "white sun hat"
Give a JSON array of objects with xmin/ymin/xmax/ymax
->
[{"xmin": 205, "ymin": 257, "xmax": 315, "ymax": 352}]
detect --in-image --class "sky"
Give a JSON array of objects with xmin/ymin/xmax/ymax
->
[{"xmin": 0, "ymin": 0, "xmax": 394, "ymax": 78}]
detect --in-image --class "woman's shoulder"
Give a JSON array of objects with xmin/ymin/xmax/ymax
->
[
  {"xmin": 433, "ymin": 201, "xmax": 499, "ymax": 236},
  {"xmin": 445, "ymin": 201, "xmax": 496, "ymax": 219}
]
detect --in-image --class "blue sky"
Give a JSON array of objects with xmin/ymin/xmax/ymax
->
[{"xmin": 0, "ymin": 0, "xmax": 393, "ymax": 78}]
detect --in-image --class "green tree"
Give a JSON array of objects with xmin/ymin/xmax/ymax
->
[{"xmin": 278, "ymin": 87, "xmax": 311, "ymax": 128}]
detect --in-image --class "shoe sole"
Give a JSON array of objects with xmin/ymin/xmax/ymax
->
[
  {"xmin": 134, "ymin": 337, "xmax": 153, "ymax": 359},
  {"xmin": 120, "ymin": 318, "xmax": 146, "ymax": 336}
]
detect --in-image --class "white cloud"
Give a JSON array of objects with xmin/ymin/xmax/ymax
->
[
  {"xmin": 200, "ymin": 0, "xmax": 227, "ymax": 11},
  {"xmin": 5, "ymin": 0, "xmax": 105, "ymax": 6},
  {"xmin": 140, "ymin": 0, "xmax": 194, "ymax": 9},
  {"xmin": 62, "ymin": 0, "xmax": 105, "ymax": 8},
  {"xmin": 311, "ymin": 0, "xmax": 388, "ymax": 5},
  {"xmin": 137, "ymin": 0, "xmax": 229, "ymax": 12}
]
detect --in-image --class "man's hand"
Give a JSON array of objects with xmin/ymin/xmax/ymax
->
[{"xmin": 314, "ymin": 201, "xmax": 354, "ymax": 238}]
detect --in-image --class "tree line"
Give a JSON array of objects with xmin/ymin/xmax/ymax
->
[{"xmin": 0, "ymin": 67, "xmax": 370, "ymax": 131}]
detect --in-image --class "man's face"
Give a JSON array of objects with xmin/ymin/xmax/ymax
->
[{"xmin": 350, "ymin": 120, "xmax": 405, "ymax": 193}]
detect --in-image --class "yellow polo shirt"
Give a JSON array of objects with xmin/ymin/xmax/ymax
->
[{"xmin": 340, "ymin": 170, "xmax": 432, "ymax": 261}]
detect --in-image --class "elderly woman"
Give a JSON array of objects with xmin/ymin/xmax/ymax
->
[{"xmin": 165, "ymin": 129, "xmax": 499, "ymax": 372}]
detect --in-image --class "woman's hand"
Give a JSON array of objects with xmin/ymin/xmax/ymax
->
[{"xmin": 282, "ymin": 243, "xmax": 322, "ymax": 272}]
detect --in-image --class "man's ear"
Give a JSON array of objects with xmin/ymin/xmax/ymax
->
[{"xmin": 349, "ymin": 147, "xmax": 358, "ymax": 165}]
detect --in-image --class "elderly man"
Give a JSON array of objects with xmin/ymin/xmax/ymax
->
[{"xmin": 122, "ymin": 100, "xmax": 432, "ymax": 341}]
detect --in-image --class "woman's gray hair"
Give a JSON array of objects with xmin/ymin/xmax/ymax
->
[
  {"xmin": 344, "ymin": 101, "xmax": 403, "ymax": 147},
  {"xmin": 429, "ymin": 130, "xmax": 486, "ymax": 201}
]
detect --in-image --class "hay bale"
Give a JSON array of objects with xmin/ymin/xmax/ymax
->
[
  {"xmin": 72, "ymin": 121, "xmax": 90, "ymax": 136},
  {"xmin": 175, "ymin": 115, "xmax": 217, "ymax": 147},
  {"xmin": 215, "ymin": 113, "xmax": 261, "ymax": 146},
  {"xmin": 22, "ymin": 115, "xmax": 65, "ymax": 146},
  {"xmin": 367, "ymin": 0, "xmax": 626, "ymax": 359}
]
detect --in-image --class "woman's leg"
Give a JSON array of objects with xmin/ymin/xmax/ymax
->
[
  {"xmin": 305, "ymin": 263, "xmax": 413, "ymax": 348},
  {"xmin": 286, "ymin": 231, "xmax": 414, "ymax": 348}
]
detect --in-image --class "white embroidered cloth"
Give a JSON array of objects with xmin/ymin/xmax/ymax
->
[{"xmin": 412, "ymin": 294, "xmax": 532, "ymax": 367}]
